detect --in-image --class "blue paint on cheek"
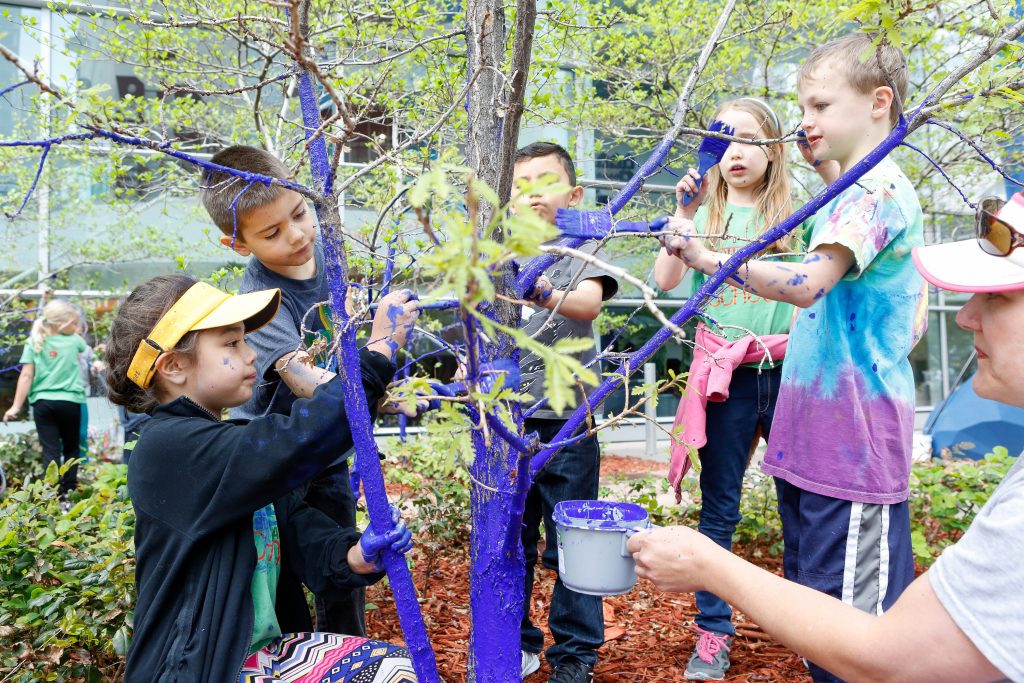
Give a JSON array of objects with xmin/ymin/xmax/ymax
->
[{"xmin": 223, "ymin": 358, "xmax": 230, "ymax": 365}]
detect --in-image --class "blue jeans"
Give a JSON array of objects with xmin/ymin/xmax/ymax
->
[
  {"xmin": 304, "ymin": 457, "xmax": 366, "ymax": 636},
  {"xmin": 694, "ymin": 365, "xmax": 782, "ymax": 636},
  {"xmin": 521, "ymin": 418, "xmax": 604, "ymax": 667}
]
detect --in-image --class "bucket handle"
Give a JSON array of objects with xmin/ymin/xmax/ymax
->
[{"xmin": 620, "ymin": 524, "xmax": 656, "ymax": 558}]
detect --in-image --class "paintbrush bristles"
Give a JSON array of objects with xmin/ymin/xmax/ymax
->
[
  {"xmin": 555, "ymin": 207, "xmax": 613, "ymax": 239},
  {"xmin": 682, "ymin": 120, "xmax": 736, "ymax": 206}
]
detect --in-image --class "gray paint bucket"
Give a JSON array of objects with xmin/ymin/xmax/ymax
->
[{"xmin": 552, "ymin": 500, "xmax": 650, "ymax": 596}]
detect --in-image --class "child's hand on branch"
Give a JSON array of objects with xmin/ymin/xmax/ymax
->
[
  {"xmin": 525, "ymin": 275, "xmax": 554, "ymax": 306},
  {"xmin": 796, "ymin": 131, "xmax": 840, "ymax": 184},
  {"xmin": 351, "ymin": 504, "xmax": 414, "ymax": 573},
  {"xmin": 367, "ymin": 290, "xmax": 420, "ymax": 361},
  {"xmin": 378, "ymin": 381, "xmax": 430, "ymax": 417},
  {"xmin": 660, "ymin": 217, "xmax": 705, "ymax": 266},
  {"xmin": 674, "ymin": 168, "xmax": 706, "ymax": 220}
]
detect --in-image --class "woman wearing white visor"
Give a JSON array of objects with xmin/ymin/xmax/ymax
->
[{"xmin": 626, "ymin": 192, "xmax": 1024, "ymax": 683}]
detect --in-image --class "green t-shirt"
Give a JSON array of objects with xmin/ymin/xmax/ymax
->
[
  {"xmin": 19, "ymin": 334, "xmax": 87, "ymax": 404},
  {"xmin": 249, "ymin": 504, "xmax": 282, "ymax": 654},
  {"xmin": 689, "ymin": 204, "xmax": 809, "ymax": 367}
]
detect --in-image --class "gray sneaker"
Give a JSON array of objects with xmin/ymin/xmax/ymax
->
[
  {"xmin": 685, "ymin": 628, "xmax": 732, "ymax": 681},
  {"xmin": 522, "ymin": 650, "xmax": 540, "ymax": 678}
]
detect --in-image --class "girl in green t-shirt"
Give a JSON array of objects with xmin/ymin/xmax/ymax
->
[
  {"xmin": 3, "ymin": 300, "xmax": 87, "ymax": 496},
  {"xmin": 654, "ymin": 97, "xmax": 803, "ymax": 680}
]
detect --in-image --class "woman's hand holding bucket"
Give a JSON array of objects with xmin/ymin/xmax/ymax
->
[{"xmin": 627, "ymin": 526, "xmax": 724, "ymax": 594}]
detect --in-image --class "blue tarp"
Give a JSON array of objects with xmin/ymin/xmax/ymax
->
[{"xmin": 925, "ymin": 371, "xmax": 1024, "ymax": 459}]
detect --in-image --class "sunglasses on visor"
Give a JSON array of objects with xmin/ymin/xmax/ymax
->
[{"xmin": 977, "ymin": 196, "xmax": 1024, "ymax": 257}]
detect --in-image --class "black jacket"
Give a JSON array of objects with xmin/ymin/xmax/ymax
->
[{"xmin": 124, "ymin": 349, "xmax": 394, "ymax": 682}]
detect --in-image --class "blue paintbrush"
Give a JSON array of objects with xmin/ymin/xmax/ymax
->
[
  {"xmin": 553, "ymin": 121, "xmax": 734, "ymax": 238},
  {"xmin": 556, "ymin": 216, "xmax": 670, "ymax": 239},
  {"xmin": 681, "ymin": 120, "xmax": 735, "ymax": 206}
]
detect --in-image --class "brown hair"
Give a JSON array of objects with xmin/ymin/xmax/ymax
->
[
  {"xmin": 799, "ymin": 33, "xmax": 908, "ymax": 127},
  {"xmin": 105, "ymin": 274, "xmax": 200, "ymax": 414},
  {"xmin": 200, "ymin": 145, "xmax": 293, "ymax": 236},
  {"xmin": 514, "ymin": 141, "xmax": 577, "ymax": 186},
  {"xmin": 701, "ymin": 98, "xmax": 796, "ymax": 255}
]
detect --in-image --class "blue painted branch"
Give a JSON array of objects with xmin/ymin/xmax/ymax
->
[
  {"xmin": 5, "ymin": 143, "xmax": 50, "ymax": 220},
  {"xmin": 293, "ymin": 66, "xmax": 440, "ymax": 680},
  {"xmin": 0, "ymin": 132, "xmax": 95, "ymax": 148},
  {"xmin": 87, "ymin": 128, "xmax": 315, "ymax": 199},
  {"xmin": 529, "ymin": 118, "xmax": 911, "ymax": 477},
  {"xmin": 899, "ymin": 141, "xmax": 972, "ymax": 207},
  {"xmin": 925, "ymin": 118, "xmax": 1024, "ymax": 190},
  {"xmin": 0, "ymin": 80, "xmax": 31, "ymax": 99}
]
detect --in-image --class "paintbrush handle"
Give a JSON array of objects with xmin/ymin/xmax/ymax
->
[
  {"xmin": 681, "ymin": 151, "xmax": 717, "ymax": 207},
  {"xmin": 369, "ymin": 298, "xmax": 459, "ymax": 311}
]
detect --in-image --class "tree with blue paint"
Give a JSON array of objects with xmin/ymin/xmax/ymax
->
[{"xmin": 2, "ymin": 1, "xmax": 1024, "ymax": 681}]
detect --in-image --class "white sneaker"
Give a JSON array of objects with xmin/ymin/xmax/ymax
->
[{"xmin": 521, "ymin": 650, "xmax": 541, "ymax": 678}]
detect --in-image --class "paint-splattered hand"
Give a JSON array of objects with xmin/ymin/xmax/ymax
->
[
  {"xmin": 379, "ymin": 380, "xmax": 430, "ymax": 417},
  {"xmin": 367, "ymin": 289, "xmax": 420, "ymax": 360},
  {"xmin": 525, "ymin": 275, "xmax": 554, "ymax": 305},
  {"xmin": 358, "ymin": 504, "xmax": 414, "ymax": 571},
  {"xmin": 674, "ymin": 168, "xmax": 705, "ymax": 221},
  {"xmin": 659, "ymin": 216, "xmax": 703, "ymax": 264}
]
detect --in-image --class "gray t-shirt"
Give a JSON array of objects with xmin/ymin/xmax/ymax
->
[
  {"xmin": 520, "ymin": 241, "xmax": 618, "ymax": 420},
  {"xmin": 929, "ymin": 454, "xmax": 1024, "ymax": 682},
  {"xmin": 233, "ymin": 243, "xmax": 333, "ymax": 419}
]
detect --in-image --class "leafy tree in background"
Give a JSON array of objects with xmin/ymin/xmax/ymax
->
[{"xmin": 1, "ymin": 0, "xmax": 1022, "ymax": 680}]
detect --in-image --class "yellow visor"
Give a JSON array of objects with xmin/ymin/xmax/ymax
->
[{"xmin": 127, "ymin": 282, "xmax": 281, "ymax": 389}]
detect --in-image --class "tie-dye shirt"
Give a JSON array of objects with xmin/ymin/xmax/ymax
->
[{"xmin": 761, "ymin": 157, "xmax": 927, "ymax": 504}]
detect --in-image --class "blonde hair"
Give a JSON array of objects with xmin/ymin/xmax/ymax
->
[
  {"xmin": 701, "ymin": 98, "xmax": 796, "ymax": 255},
  {"xmin": 30, "ymin": 300, "xmax": 80, "ymax": 352},
  {"xmin": 798, "ymin": 33, "xmax": 908, "ymax": 127}
]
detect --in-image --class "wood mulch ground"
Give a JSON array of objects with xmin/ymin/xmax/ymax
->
[{"xmin": 367, "ymin": 454, "xmax": 812, "ymax": 681}]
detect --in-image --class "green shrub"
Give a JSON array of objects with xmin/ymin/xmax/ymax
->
[
  {"xmin": 382, "ymin": 434, "xmax": 472, "ymax": 550},
  {"xmin": 0, "ymin": 433, "xmax": 43, "ymax": 491},
  {"xmin": 0, "ymin": 455, "xmax": 135, "ymax": 682},
  {"xmin": 605, "ymin": 468, "xmax": 784, "ymax": 559},
  {"xmin": 607, "ymin": 448, "xmax": 1017, "ymax": 568},
  {"xmin": 909, "ymin": 447, "xmax": 1016, "ymax": 567}
]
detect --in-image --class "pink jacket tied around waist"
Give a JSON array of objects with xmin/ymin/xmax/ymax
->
[{"xmin": 668, "ymin": 324, "xmax": 789, "ymax": 502}]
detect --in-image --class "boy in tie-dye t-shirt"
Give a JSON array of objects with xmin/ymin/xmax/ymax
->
[
  {"xmin": 658, "ymin": 34, "xmax": 926, "ymax": 683},
  {"xmin": 760, "ymin": 154, "xmax": 927, "ymax": 503}
]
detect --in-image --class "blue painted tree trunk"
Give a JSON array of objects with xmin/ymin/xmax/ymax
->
[{"xmin": 291, "ymin": 5, "xmax": 440, "ymax": 679}]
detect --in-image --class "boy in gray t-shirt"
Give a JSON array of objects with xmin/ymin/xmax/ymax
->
[
  {"xmin": 198, "ymin": 145, "xmax": 415, "ymax": 640},
  {"xmin": 513, "ymin": 143, "xmax": 618, "ymax": 683}
]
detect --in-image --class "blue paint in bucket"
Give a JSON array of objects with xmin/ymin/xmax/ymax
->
[{"xmin": 552, "ymin": 500, "xmax": 650, "ymax": 596}]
